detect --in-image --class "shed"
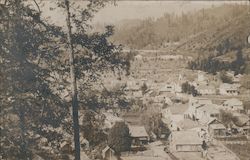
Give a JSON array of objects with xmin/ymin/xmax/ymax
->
[{"xmin": 129, "ymin": 125, "xmax": 149, "ymax": 146}]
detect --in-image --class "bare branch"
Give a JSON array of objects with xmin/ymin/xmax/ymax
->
[{"xmin": 33, "ymin": 0, "xmax": 41, "ymax": 13}]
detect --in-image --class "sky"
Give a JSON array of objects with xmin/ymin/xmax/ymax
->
[{"xmin": 38, "ymin": 1, "xmax": 248, "ymax": 27}]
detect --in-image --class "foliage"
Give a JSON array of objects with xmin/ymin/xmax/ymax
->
[
  {"xmin": 107, "ymin": 122, "xmax": 131, "ymax": 154},
  {"xmin": 188, "ymin": 56, "xmax": 231, "ymax": 74},
  {"xmin": 0, "ymin": 0, "xmax": 130, "ymax": 159},
  {"xmin": 188, "ymin": 48, "xmax": 247, "ymax": 75},
  {"xmin": 220, "ymin": 71, "xmax": 233, "ymax": 84},
  {"xmin": 181, "ymin": 82, "xmax": 199, "ymax": 96},
  {"xmin": 112, "ymin": 4, "xmax": 248, "ymax": 49},
  {"xmin": 140, "ymin": 83, "xmax": 148, "ymax": 95},
  {"xmin": 142, "ymin": 113, "xmax": 170, "ymax": 139},
  {"xmin": 231, "ymin": 48, "xmax": 246, "ymax": 75},
  {"xmin": 240, "ymin": 75, "xmax": 250, "ymax": 90},
  {"xmin": 80, "ymin": 111, "xmax": 106, "ymax": 146},
  {"xmin": 219, "ymin": 110, "xmax": 238, "ymax": 128},
  {"xmin": 243, "ymin": 101, "xmax": 250, "ymax": 111},
  {"xmin": 0, "ymin": 0, "xmax": 69, "ymax": 159}
]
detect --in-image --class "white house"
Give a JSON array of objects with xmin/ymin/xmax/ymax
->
[
  {"xmin": 222, "ymin": 98, "xmax": 244, "ymax": 113},
  {"xmin": 169, "ymin": 130, "xmax": 203, "ymax": 152},
  {"xmin": 159, "ymin": 83, "xmax": 174, "ymax": 93},
  {"xmin": 198, "ymin": 71, "xmax": 206, "ymax": 82},
  {"xmin": 207, "ymin": 119, "xmax": 226, "ymax": 138},
  {"xmin": 197, "ymin": 84, "xmax": 216, "ymax": 95},
  {"xmin": 219, "ymin": 83, "xmax": 239, "ymax": 96},
  {"xmin": 134, "ymin": 54, "xmax": 143, "ymax": 61},
  {"xmin": 154, "ymin": 95, "xmax": 173, "ymax": 105},
  {"xmin": 196, "ymin": 104, "xmax": 220, "ymax": 125},
  {"xmin": 129, "ymin": 125, "xmax": 149, "ymax": 146},
  {"xmin": 162, "ymin": 104, "xmax": 189, "ymax": 131},
  {"xmin": 187, "ymin": 97, "xmax": 213, "ymax": 120}
]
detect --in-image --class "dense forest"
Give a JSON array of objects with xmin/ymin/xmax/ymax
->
[{"xmin": 188, "ymin": 48, "xmax": 249, "ymax": 75}]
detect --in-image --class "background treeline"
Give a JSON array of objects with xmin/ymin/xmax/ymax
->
[
  {"xmin": 188, "ymin": 48, "xmax": 249, "ymax": 75},
  {"xmin": 111, "ymin": 4, "xmax": 248, "ymax": 49}
]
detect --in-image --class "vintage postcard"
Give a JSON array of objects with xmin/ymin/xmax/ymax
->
[{"xmin": 1, "ymin": 0, "xmax": 250, "ymax": 160}]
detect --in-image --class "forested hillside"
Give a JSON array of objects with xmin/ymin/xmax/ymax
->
[{"xmin": 111, "ymin": 4, "xmax": 249, "ymax": 50}]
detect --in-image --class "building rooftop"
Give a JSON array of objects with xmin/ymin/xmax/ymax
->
[
  {"xmin": 223, "ymin": 98, "xmax": 243, "ymax": 106},
  {"xmin": 197, "ymin": 104, "xmax": 220, "ymax": 115},
  {"xmin": 176, "ymin": 119, "xmax": 202, "ymax": 130},
  {"xmin": 209, "ymin": 123, "xmax": 226, "ymax": 130},
  {"xmin": 168, "ymin": 103, "xmax": 189, "ymax": 115},
  {"xmin": 171, "ymin": 130, "xmax": 202, "ymax": 145},
  {"xmin": 129, "ymin": 125, "xmax": 149, "ymax": 138}
]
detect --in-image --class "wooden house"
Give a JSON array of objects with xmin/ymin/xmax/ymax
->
[{"xmin": 169, "ymin": 131, "xmax": 203, "ymax": 152}]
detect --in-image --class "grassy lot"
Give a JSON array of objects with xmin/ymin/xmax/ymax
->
[{"xmin": 226, "ymin": 143, "xmax": 250, "ymax": 160}]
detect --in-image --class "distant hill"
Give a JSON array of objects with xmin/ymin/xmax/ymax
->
[
  {"xmin": 111, "ymin": 4, "xmax": 250, "ymax": 52},
  {"xmin": 176, "ymin": 8, "xmax": 250, "ymax": 54}
]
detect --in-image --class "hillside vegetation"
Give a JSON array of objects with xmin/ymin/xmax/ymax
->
[
  {"xmin": 112, "ymin": 4, "xmax": 250, "ymax": 74},
  {"xmin": 112, "ymin": 4, "xmax": 249, "ymax": 51}
]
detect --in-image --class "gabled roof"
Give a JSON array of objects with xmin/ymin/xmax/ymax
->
[
  {"xmin": 220, "ymin": 83, "xmax": 239, "ymax": 90},
  {"xmin": 168, "ymin": 104, "xmax": 189, "ymax": 115},
  {"xmin": 176, "ymin": 119, "xmax": 202, "ymax": 130},
  {"xmin": 129, "ymin": 125, "xmax": 149, "ymax": 138},
  {"xmin": 197, "ymin": 84, "xmax": 216, "ymax": 90},
  {"xmin": 207, "ymin": 118, "xmax": 219, "ymax": 125},
  {"xmin": 171, "ymin": 131, "xmax": 202, "ymax": 145},
  {"xmin": 209, "ymin": 123, "xmax": 226, "ymax": 130},
  {"xmin": 197, "ymin": 104, "xmax": 220, "ymax": 115},
  {"xmin": 223, "ymin": 98, "xmax": 243, "ymax": 106},
  {"xmin": 102, "ymin": 146, "xmax": 114, "ymax": 154}
]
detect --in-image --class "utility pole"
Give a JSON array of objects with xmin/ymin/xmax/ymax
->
[{"xmin": 64, "ymin": 0, "xmax": 81, "ymax": 159}]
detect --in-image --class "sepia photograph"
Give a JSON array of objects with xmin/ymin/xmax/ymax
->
[{"xmin": 0, "ymin": 0, "xmax": 250, "ymax": 160}]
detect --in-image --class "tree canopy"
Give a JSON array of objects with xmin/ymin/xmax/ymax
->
[{"xmin": 108, "ymin": 122, "xmax": 132, "ymax": 154}]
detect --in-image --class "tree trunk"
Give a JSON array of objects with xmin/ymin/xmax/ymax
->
[
  {"xmin": 13, "ymin": 0, "xmax": 29, "ymax": 159},
  {"xmin": 64, "ymin": 0, "xmax": 81, "ymax": 159}
]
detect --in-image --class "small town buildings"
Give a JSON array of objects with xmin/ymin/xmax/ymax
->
[
  {"xmin": 169, "ymin": 131, "xmax": 203, "ymax": 152},
  {"xmin": 102, "ymin": 146, "xmax": 116, "ymax": 160},
  {"xmin": 196, "ymin": 84, "xmax": 216, "ymax": 95},
  {"xmin": 222, "ymin": 98, "xmax": 244, "ymax": 113},
  {"xmin": 197, "ymin": 71, "xmax": 207, "ymax": 82},
  {"xmin": 187, "ymin": 97, "xmax": 213, "ymax": 120},
  {"xmin": 159, "ymin": 82, "xmax": 182, "ymax": 94},
  {"xmin": 154, "ymin": 95, "xmax": 173, "ymax": 105},
  {"xmin": 60, "ymin": 140, "xmax": 73, "ymax": 153},
  {"xmin": 129, "ymin": 125, "xmax": 149, "ymax": 146},
  {"xmin": 226, "ymin": 71, "xmax": 243, "ymax": 83},
  {"xmin": 159, "ymin": 83, "xmax": 173, "ymax": 93},
  {"xmin": 176, "ymin": 119, "xmax": 203, "ymax": 131},
  {"xmin": 196, "ymin": 104, "xmax": 220, "ymax": 124},
  {"xmin": 125, "ymin": 80, "xmax": 141, "ymax": 92},
  {"xmin": 232, "ymin": 113, "xmax": 250, "ymax": 135},
  {"xmin": 103, "ymin": 112, "xmax": 124, "ymax": 129},
  {"xmin": 207, "ymin": 119, "xmax": 226, "ymax": 138},
  {"xmin": 233, "ymin": 74, "xmax": 243, "ymax": 83},
  {"xmin": 161, "ymin": 104, "xmax": 189, "ymax": 131},
  {"xmin": 80, "ymin": 137, "xmax": 89, "ymax": 150},
  {"xmin": 134, "ymin": 54, "xmax": 143, "ymax": 61},
  {"xmin": 219, "ymin": 83, "xmax": 239, "ymax": 96}
]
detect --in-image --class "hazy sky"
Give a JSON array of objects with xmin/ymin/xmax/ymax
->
[{"xmin": 39, "ymin": 1, "xmax": 247, "ymax": 27}]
